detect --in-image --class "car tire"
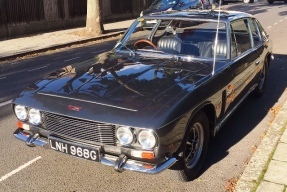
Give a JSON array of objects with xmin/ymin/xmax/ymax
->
[
  {"xmin": 267, "ymin": 0, "xmax": 274, "ymax": 4},
  {"xmin": 174, "ymin": 111, "xmax": 210, "ymax": 181},
  {"xmin": 250, "ymin": 0, "xmax": 254, "ymax": 3},
  {"xmin": 284, "ymin": 0, "xmax": 287, "ymax": 3},
  {"xmin": 252, "ymin": 58, "xmax": 268, "ymax": 98}
]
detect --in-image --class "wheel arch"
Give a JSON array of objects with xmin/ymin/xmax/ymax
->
[
  {"xmin": 266, "ymin": 53, "xmax": 271, "ymax": 68},
  {"xmin": 179, "ymin": 102, "xmax": 217, "ymax": 152},
  {"xmin": 200, "ymin": 104, "xmax": 216, "ymax": 136}
]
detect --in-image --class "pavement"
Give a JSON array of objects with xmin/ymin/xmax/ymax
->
[
  {"xmin": 235, "ymin": 101, "xmax": 287, "ymax": 192},
  {"xmin": 0, "ymin": 16, "xmax": 287, "ymax": 192},
  {"xmin": 0, "ymin": 19, "xmax": 135, "ymax": 61}
]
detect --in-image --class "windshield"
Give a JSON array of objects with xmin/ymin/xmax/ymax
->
[{"xmin": 115, "ymin": 18, "xmax": 228, "ymax": 60}]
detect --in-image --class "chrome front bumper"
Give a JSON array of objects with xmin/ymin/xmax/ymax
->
[{"xmin": 14, "ymin": 129, "xmax": 177, "ymax": 174}]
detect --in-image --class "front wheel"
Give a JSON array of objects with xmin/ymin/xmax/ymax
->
[
  {"xmin": 267, "ymin": 0, "xmax": 274, "ymax": 4},
  {"xmin": 175, "ymin": 111, "xmax": 210, "ymax": 181}
]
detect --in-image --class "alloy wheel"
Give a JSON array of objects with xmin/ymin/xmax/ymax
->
[{"xmin": 184, "ymin": 122, "xmax": 204, "ymax": 169}]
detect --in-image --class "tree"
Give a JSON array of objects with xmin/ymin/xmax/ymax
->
[{"xmin": 86, "ymin": 0, "xmax": 104, "ymax": 34}]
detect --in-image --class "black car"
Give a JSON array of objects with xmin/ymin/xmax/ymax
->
[
  {"xmin": 140, "ymin": 0, "xmax": 202, "ymax": 28},
  {"xmin": 267, "ymin": 0, "xmax": 287, "ymax": 4},
  {"xmin": 13, "ymin": 10, "xmax": 273, "ymax": 181},
  {"xmin": 216, "ymin": 0, "xmax": 254, "ymax": 5}
]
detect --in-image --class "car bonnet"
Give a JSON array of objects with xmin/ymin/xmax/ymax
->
[{"xmin": 36, "ymin": 52, "xmax": 209, "ymax": 111}]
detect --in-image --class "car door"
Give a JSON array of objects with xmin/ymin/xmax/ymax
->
[{"xmin": 224, "ymin": 18, "xmax": 261, "ymax": 112}]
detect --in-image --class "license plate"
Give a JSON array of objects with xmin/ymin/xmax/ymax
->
[{"xmin": 49, "ymin": 137, "xmax": 99, "ymax": 162}]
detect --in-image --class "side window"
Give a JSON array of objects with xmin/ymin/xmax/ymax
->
[
  {"xmin": 230, "ymin": 19, "xmax": 252, "ymax": 54},
  {"xmin": 254, "ymin": 19, "xmax": 268, "ymax": 42},
  {"xmin": 230, "ymin": 26, "xmax": 238, "ymax": 59},
  {"xmin": 249, "ymin": 19, "xmax": 261, "ymax": 47}
]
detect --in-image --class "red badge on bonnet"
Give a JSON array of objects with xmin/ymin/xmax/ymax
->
[{"xmin": 68, "ymin": 105, "xmax": 81, "ymax": 111}]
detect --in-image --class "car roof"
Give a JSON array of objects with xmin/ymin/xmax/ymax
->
[{"xmin": 142, "ymin": 10, "xmax": 253, "ymax": 22}]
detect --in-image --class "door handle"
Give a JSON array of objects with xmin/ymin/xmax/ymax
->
[{"xmin": 255, "ymin": 60, "xmax": 260, "ymax": 65}]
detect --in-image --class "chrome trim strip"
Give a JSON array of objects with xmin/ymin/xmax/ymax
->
[
  {"xmin": 13, "ymin": 130, "xmax": 177, "ymax": 174},
  {"xmin": 14, "ymin": 130, "xmax": 49, "ymax": 149},
  {"xmin": 214, "ymin": 83, "xmax": 258, "ymax": 136},
  {"xmin": 101, "ymin": 156, "xmax": 177, "ymax": 174}
]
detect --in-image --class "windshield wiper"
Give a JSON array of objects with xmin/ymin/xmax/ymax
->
[{"xmin": 138, "ymin": 49, "xmax": 164, "ymax": 53}]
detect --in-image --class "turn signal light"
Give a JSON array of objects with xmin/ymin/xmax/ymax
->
[
  {"xmin": 131, "ymin": 150, "xmax": 155, "ymax": 159},
  {"xmin": 17, "ymin": 121, "xmax": 30, "ymax": 130},
  {"xmin": 143, "ymin": 164, "xmax": 154, "ymax": 169},
  {"xmin": 142, "ymin": 152, "xmax": 154, "ymax": 159}
]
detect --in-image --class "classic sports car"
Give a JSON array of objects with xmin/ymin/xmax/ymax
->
[{"xmin": 13, "ymin": 10, "xmax": 272, "ymax": 181}]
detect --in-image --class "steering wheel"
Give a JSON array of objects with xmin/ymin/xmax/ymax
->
[{"xmin": 134, "ymin": 39, "xmax": 157, "ymax": 50}]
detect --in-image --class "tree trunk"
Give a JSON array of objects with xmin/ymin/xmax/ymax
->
[{"xmin": 86, "ymin": 0, "xmax": 104, "ymax": 34}]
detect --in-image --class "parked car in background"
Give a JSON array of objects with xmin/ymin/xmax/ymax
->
[
  {"xmin": 13, "ymin": 10, "xmax": 273, "ymax": 181},
  {"xmin": 267, "ymin": 0, "xmax": 287, "ymax": 4},
  {"xmin": 140, "ymin": 0, "xmax": 202, "ymax": 28},
  {"xmin": 215, "ymin": 0, "xmax": 254, "ymax": 5}
]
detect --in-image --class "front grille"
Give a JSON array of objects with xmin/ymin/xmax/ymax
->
[{"xmin": 43, "ymin": 112, "xmax": 116, "ymax": 145}]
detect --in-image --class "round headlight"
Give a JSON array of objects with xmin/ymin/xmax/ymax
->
[
  {"xmin": 116, "ymin": 126, "xmax": 134, "ymax": 145},
  {"xmin": 138, "ymin": 130, "xmax": 157, "ymax": 149},
  {"xmin": 29, "ymin": 108, "xmax": 42, "ymax": 125},
  {"xmin": 14, "ymin": 105, "xmax": 27, "ymax": 121}
]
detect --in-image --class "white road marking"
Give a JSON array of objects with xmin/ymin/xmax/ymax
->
[
  {"xmin": 274, "ymin": 23, "xmax": 278, "ymax": 25},
  {"xmin": 91, "ymin": 49, "xmax": 107, "ymax": 54},
  {"xmin": 267, "ymin": 26, "xmax": 272, "ymax": 29},
  {"xmin": 64, "ymin": 56, "xmax": 80, "ymax": 62},
  {"xmin": 0, "ymin": 100, "xmax": 12, "ymax": 107},
  {"xmin": 0, "ymin": 77, "xmax": 7, "ymax": 80},
  {"xmin": 27, "ymin": 65, "xmax": 49, "ymax": 72},
  {"xmin": 0, "ymin": 156, "xmax": 42, "ymax": 182},
  {"xmin": 279, "ymin": 20, "xmax": 283, "ymax": 22}
]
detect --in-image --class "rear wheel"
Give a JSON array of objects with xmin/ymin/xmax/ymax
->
[
  {"xmin": 267, "ymin": 0, "xmax": 274, "ymax": 4},
  {"xmin": 252, "ymin": 58, "xmax": 268, "ymax": 98},
  {"xmin": 174, "ymin": 111, "xmax": 210, "ymax": 181},
  {"xmin": 285, "ymin": 0, "xmax": 287, "ymax": 3}
]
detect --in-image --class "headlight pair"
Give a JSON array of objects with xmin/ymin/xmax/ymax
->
[
  {"xmin": 116, "ymin": 126, "xmax": 157, "ymax": 149},
  {"xmin": 14, "ymin": 105, "xmax": 42, "ymax": 125}
]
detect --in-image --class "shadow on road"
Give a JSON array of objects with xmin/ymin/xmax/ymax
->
[
  {"xmin": 226, "ymin": 1, "xmax": 286, "ymax": 15},
  {"xmin": 199, "ymin": 53, "xmax": 287, "ymax": 177}
]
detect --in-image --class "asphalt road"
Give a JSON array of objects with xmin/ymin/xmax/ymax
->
[{"xmin": 1, "ymin": 2, "xmax": 287, "ymax": 191}]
